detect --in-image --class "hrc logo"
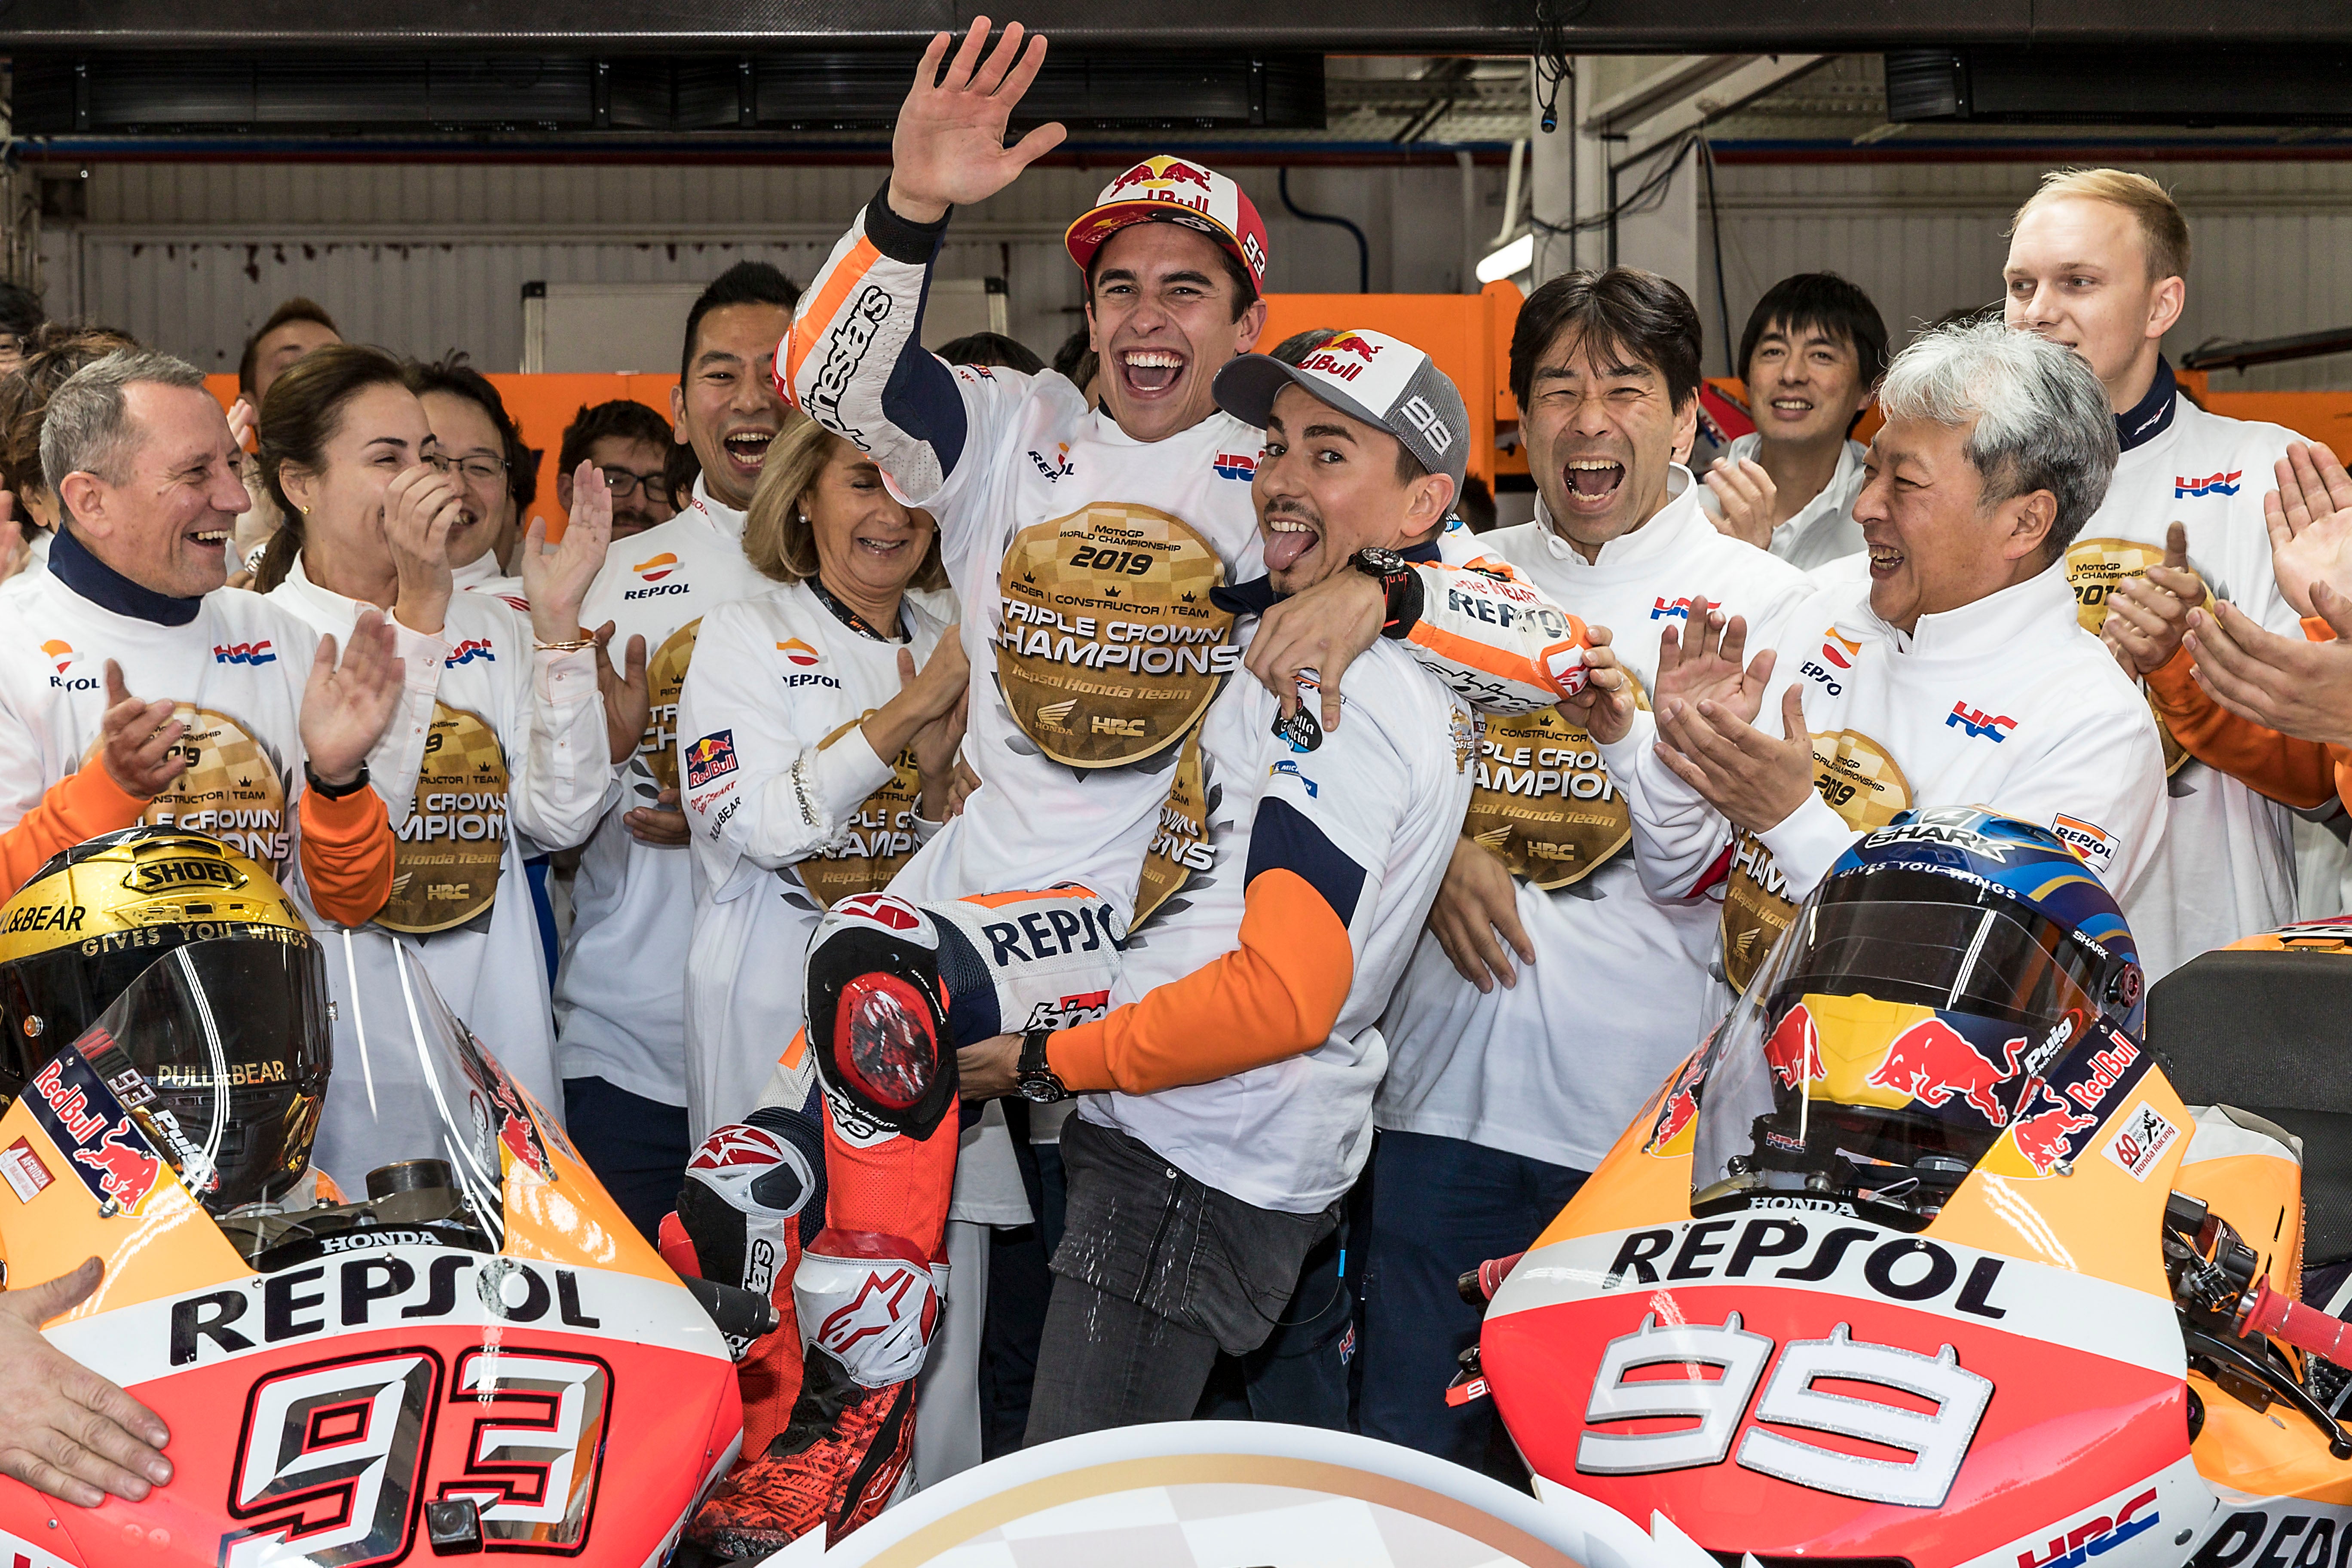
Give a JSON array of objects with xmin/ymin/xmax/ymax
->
[
  {"xmin": 1650, "ymin": 597, "xmax": 1696, "ymax": 621},
  {"xmin": 444, "ymin": 638, "xmax": 495, "ymax": 667},
  {"xmin": 212, "ymin": 640, "xmax": 276, "ymax": 666},
  {"xmin": 1946, "ymin": 702, "xmax": 2017, "ymax": 742},
  {"xmin": 1213, "ymin": 450, "xmax": 1257, "ymax": 481},
  {"xmin": 2174, "ymin": 470, "xmax": 2242, "ymax": 498}
]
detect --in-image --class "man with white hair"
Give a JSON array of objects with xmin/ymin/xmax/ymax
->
[{"xmin": 1606, "ymin": 320, "xmax": 2167, "ymax": 991}]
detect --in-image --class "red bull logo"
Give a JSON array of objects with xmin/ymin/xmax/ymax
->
[
  {"xmin": 1115, "ymin": 155, "xmax": 1214, "ymax": 193},
  {"xmin": 684, "ymin": 729, "xmax": 738, "ymax": 790},
  {"xmin": 1300, "ymin": 333, "xmax": 1384, "ymax": 384},
  {"xmin": 2011, "ymin": 1084, "xmax": 2099, "ymax": 1175},
  {"xmin": 1764, "ymin": 1004, "xmax": 1821, "ymax": 1090},
  {"xmin": 1867, "ymin": 1018, "xmax": 2027, "ymax": 1124},
  {"xmin": 71, "ymin": 1117, "xmax": 164, "ymax": 1212}
]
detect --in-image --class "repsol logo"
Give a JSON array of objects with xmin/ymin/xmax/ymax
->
[
  {"xmin": 980, "ymin": 900, "xmax": 1123, "ymax": 965},
  {"xmin": 168, "ymin": 1255, "xmax": 599, "ymax": 1366},
  {"xmin": 1604, "ymin": 1216, "xmax": 2010, "ymax": 1319},
  {"xmin": 623, "ymin": 581, "xmax": 690, "ymax": 600}
]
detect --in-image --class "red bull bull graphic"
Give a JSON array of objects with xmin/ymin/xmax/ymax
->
[
  {"xmin": 25, "ymin": 1050, "xmax": 172, "ymax": 1214},
  {"xmin": 1866, "ymin": 1018, "xmax": 2027, "ymax": 1124},
  {"xmin": 2009, "ymin": 1084, "xmax": 2100, "ymax": 1176},
  {"xmin": 1765, "ymin": 1004, "xmax": 1822, "ymax": 1090},
  {"xmin": 1299, "ymin": 331, "xmax": 1384, "ymax": 383}
]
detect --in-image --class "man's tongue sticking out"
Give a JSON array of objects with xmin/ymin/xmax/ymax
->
[{"xmin": 1263, "ymin": 512, "xmax": 1319, "ymax": 574}]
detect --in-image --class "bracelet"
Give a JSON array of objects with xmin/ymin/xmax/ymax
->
[{"xmin": 534, "ymin": 634, "xmax": 597, "ymax": 652}]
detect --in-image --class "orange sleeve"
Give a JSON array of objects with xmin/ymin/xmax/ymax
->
[
  {"xmin": 297, "ymin": 785, "xmax": 394, "ymax": 928},
  {"xmin": 0, "ymin": 764, "xmax": 148, "ymax": 895},
  {"xmin": 1045, "ymin": 870, "xmax": 1353, "ymax": 1095},
  {"xmin": 2145, "ymin": 644, "xmax": 2337, "ymax": 811}
]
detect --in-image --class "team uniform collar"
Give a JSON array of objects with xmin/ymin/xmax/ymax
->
[
  {"xmin": 689, "ymin": 473, "xmax": 749, "ymax": 541},
  {"xmin": 1867, "ymin": 558, "xmax": 2079, "ymax": 658},
  {"xmin": 2116, "ymin": 357, "xmax": 2179, "ymax": 453},
  {"xmin": 1212, "ymin": 536, "xmax": 1443, "ymax": 617},
  {"xmin": 808, "ymin": 574, "xmax": 908, "ymax": 643},
  {"xmin": 50, "ymin": 522, "xmax": 202, "ymax": 626},
  {"xmin": 1530, "ymin": 465, "xmax": 1702, "ymax": 570},
  {"xmin": 274, "ymin": 553, "xmax": 374, "ymax": 629}
]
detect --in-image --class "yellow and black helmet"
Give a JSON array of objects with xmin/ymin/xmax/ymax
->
[{"xmin": 0, "ymin": 827, "xmax": 331, "ymax": 1211}]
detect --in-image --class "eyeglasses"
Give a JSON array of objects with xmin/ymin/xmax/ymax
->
[
  {"xmin": 597, "ymin": 466, "xmax": 669, "ymax": 500},
  {"xmin": 425, "ymin": 454, "xmax": 509, "ymax": 486}
]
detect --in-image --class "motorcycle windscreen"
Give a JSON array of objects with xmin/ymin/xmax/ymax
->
[
  {"xmin": 64, "ymin": 934, "xmax": 331, "ymax": 1213},
  {"xmin": 1690, "ymin": 868, "xmax": 2110, "ymax": 1223}
]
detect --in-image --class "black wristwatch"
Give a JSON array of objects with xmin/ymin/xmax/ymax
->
[
  {"xmin": 1350, "ymin": 547, "xmax": 1421, "ymax": 639},
  {"xmin": 1016, "ymin": 1028, "xmax": 1071, "ymax": 1103},
  {"xmin": 304, "ymin": 760, "xmax": 372, "ymax": 799}
]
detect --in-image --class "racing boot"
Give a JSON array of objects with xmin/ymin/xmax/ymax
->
[
  {"xmin": 658, "ymin": 1105, "xmax": 826, "ymax": 1460},
  {"xmin": 685, "ymin": 1227, "xmax": 945, "ymax": 1554}
]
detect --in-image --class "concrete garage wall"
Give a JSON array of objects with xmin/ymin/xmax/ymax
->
[
  {"xmin": 35, "ymin": 160, "xmax": 1506, "ymax": 377},
  {"xmin": 1704, "ymin": 159, "xmax": 2352, "ymax": 393}
]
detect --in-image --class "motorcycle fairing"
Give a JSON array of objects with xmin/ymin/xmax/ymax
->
[{"xmin": 1490, "ymin": 1052, "xmax": 2195, "ymax": 1565}]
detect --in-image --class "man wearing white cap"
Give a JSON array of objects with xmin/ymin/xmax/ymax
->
[{"xmin": 740, "ymin": 15, "xmax": 1591, "ymax": 1517}]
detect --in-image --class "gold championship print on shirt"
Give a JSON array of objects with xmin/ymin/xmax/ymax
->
[
  {"xmin": 1132, "ymin": 727, "xmax": 1216, "ymax": 928},
  {"xmin": 140, "ymin": 705, "xmax": 291, "ymax": 875},
  {"xmin": 1462, "ymin": 674, "xmax": 1651, "ymax": 890},
  {"xmin": 796, "ymin": 718, "xmax": 926, "ymax": 909},
  {"xmin": 1722, "ymin": 728, "xmax": 1913, "ymax": 993},
  {"xmin": 2067, "ymin": 537, "xmax": 2194, "ymax": 776},
  {"xmin": 378, "ymin": 704, "xmax": 509, "ymax": 935},
  {"xmin": 638, "ymin": 619, "xmax": 703, "ymax": 792},
  {"xmin": 997, "ymin": 502, "xmax": 1237, "ymax": 768}
]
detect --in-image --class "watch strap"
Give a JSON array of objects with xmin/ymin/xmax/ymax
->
[{"xmin": 304, "ymin": 760, "xmax": 372, "ymax": 800}]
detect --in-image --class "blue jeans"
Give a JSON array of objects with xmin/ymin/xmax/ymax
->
[
  {"xmin": 562, "ymin": 1076, "xmax": 690, "ymax": 1244},
  {"xmin": 1357, "ymin": 1130, "xmax": 1586, "ymax": 1469}
]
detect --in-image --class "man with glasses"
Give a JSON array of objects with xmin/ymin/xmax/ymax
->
[
  {"xmin": 557, "ymin": 400, "xmax": 678, "ymax": 542},
  {"xmin": 407, "ymin": 357, "xmax": 533, "ymax": 608}
]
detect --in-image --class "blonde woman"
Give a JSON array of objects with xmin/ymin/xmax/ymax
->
[{"xmin": 676, "ymin": 417, "xmax": 966, "ymax": 1142}]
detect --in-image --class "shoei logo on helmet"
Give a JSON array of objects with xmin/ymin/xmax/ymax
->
[{"xmin": 126, "ymin": 855, "xmax": 244, "ymax": 894}]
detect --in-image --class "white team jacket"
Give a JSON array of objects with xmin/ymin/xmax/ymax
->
[
  {"xmin": 1603, "ymin": 560, "xmax": 2168, "ymax": 998},
  {"xmin": 268, "ymin": 557, "xmax": 609, "ymax": 1188},
  {"xmin": 1378, "ymin": 478, "xmax": 1813, "ymax": 1173},
  {"xmin": 554, "ymin": 477, "xmax": 771, "ymax": 1108},
  {"xmin": 1696, "ymin": 432, "xmax": 1870, "ymax": 574},
  {"xmin": 2068, "ymin": 368, "xmax": 2308, "ymax": 977},
  {"xmin": 0, "ymin": 552, "xmax": 440, "ymax": 910},
  {"xmin": 675, "ymin": 579, "xmax": 952, "ymax": 1143}
]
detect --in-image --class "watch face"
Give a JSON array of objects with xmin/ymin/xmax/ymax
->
[
  {"xmin": 1355, "ymin": 548, "xmax": 1406, "ymax": 575},
  {"xmin": 1019, "ymin": 1078, "xmax": 1062, "ymax": 1103}
]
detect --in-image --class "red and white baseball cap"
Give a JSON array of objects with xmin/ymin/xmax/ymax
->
[{"xmin": 1064, "ymin": 155, "xmax": 1269, "ymax": 291}]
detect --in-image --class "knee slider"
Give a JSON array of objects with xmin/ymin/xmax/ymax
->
[
  {"xmin": 805, "ymin": 893, "xmax": 958, "ymax": 1142},
  {"xmin": 794, "ymin": 1228, "xmax": 943, "ymax": 1388}
]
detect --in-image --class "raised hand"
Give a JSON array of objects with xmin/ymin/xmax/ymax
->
[
  {"xmin": 2103, "ymin": 522, "xmax": 2205, "ymax": 677},
  {"xmin": 226, "ymin": 395, "xmax": 257, "ymax": 455},
  {"xmin": 0, "ymin": 1258, "xmax": 173, "ymax": 1507},
  {"xmin": 592, "ymin": 621, "xmax": 650, "ymax": 765},
  {"xmin": 1655, "ymin": 683, "xmax": 1817, "ymax": 835},
  {"xmin": 887, "ymin": 19, "xmax": 1069, "ymax": 224},
  {"xmin": 1653, "ymin": 598, "xmax": 1776, "ymax": 728},
  {"xmin": 95, "ymin": 661, "xmax": 187, "ymax": 799},
  {"xmin": 1556, "ymin": 622, "xmax": 1635, "ymax": 744},
  {"xmin": 2187, "ymin": 591, "xmax": 2352, "ymax": 748},
  {"xmin": 522, "ymin": 462, "xmax": 615, "ymax": 646},
  {"xmin": 2265, "ymin": 441, "xmax": 2352, "ymax": 619},
  {"xmin": 382, "ymin": 462, "xmax": 462, "ymax": 637},
  {"xmin": 1703, "ymin": 457, "xmax": 1778, "ymax": 549},
  {"xmin": 300, "ymin": 609, "xmax": 405, "ymax": 786}
]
